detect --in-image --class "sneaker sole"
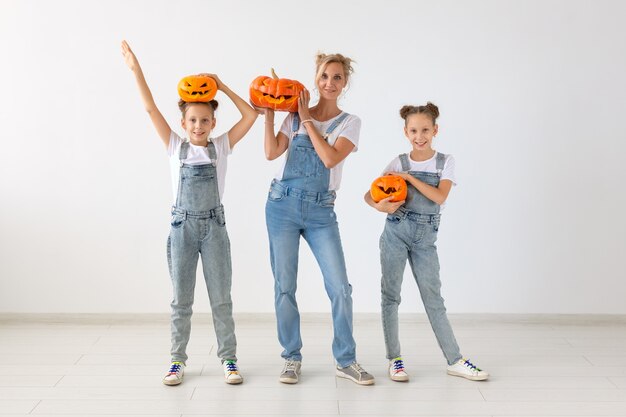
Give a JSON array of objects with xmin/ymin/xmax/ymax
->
[
  {"xmin": 279, "ymin": 376, "xmax": 299, "ymax": 384},
  {"xmin": 447, "ymin": 370, "xmax": 489, "ymax": 381},
  {"xmin": 390, "ymin": 374, "xmax": 409, "ymax": 382},
  {"xmin": 225, "ymin": 377, "xmax": 243, "ymax": 385},
  {"xmin": 162, "ymin": 378, "xmax": 183, "ymax": 386},
  {"xmin": 336, "ymin": 369, "xmax": 375, "ymax": 385}
]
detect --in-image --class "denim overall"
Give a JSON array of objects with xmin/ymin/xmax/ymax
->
[
  {"xmin": 265, "ymin": 113, "xmax": 357, "ymax": 368},
  {"xmin": 380, "ymin": 152, "xmax": 462, "ymax": 365},
  {"xmin": 167, "ymin": 140, "xmax": 236, "ymax": 364}
]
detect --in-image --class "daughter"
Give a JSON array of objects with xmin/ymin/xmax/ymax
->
[
  {"xmin": 121, "ymin": 40, "xmax": 257, "ymax": 385},
  {"xmin": 364, "ymin": 102, "xmax": 489, "ymax": 382}
]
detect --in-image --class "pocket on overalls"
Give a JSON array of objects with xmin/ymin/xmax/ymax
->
[
  {"xmin": 170, "ymin": 210, "xmax": 186, "ymax": 228},
  {"xmin": 290, "ymin": 146, "xmax": 323, "ymax": 178},
  {"xmin": 386, "ymin": 213, "xmax": 404, "ymax": 225},
  {"xmin": 267, "ymin": 185, "xmax": 285, "ymax": 202},
  {"xmin": 213, "ymin": 206, "xmax": 226, "ymax": 227},
  {"xmin": 319, "ymin": 192, "xmax": 336, "ymax": 208}
]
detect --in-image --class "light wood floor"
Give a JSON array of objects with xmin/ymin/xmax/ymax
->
[{"xmin": 1, "ymin": 313, "xmax": 626, "ymax": 416}]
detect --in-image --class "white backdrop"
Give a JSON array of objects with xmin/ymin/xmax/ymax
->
[{"xmin": 1, "ymin": 0, "xmax": 625, "ymax": 313}]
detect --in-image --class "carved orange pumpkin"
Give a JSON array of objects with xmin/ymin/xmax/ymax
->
[
  {"xmin": 177, "ymin": 75, "xmax": 217, "ymax": 102},
  {"xmin": 370, "ymin": 175, "xmax": 408, "ymax": 203},
  {"xmin": 249, "ymin": 68, "xmax": 305, "ymax": 112}
]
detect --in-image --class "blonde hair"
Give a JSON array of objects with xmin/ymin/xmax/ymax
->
[
  {"xmin": 314, "ymin": 52, "xmax": 354, "ymax": 85},
  {"xmin": 399, "ymin": 102, "xmax": 440, "ymax": 125}
]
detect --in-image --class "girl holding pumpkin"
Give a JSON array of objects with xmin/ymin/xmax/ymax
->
[
  {"xmin": 121, "ymin": 40, "xmax": 258, "ymax": 386},
  {"xmin": 260, "ymin": 53, "xmax": 374, "ymax": 386},
  {"xmin": 364, "ymin": 103, "xmax": 489, "ymax": 382}
]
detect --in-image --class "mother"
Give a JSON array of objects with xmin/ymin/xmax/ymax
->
[{"xmin": 262, "ymin": 53, "xmax": 374, "ymax": 385}]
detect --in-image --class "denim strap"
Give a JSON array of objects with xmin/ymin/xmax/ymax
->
[
  {"xmin": 435, "ymin": 152, "xmax": 446, "ymax": 177},
  {"xmin": 179, "ymin": 140, "xmax": 217, "ymax": 167},
  {"xmin": 179, "ymin": 141, "xmax": 190, "ymax": 162},
  {"xmin": 399, "ymin": 153, "xmax": 410, "ymax": 171}
]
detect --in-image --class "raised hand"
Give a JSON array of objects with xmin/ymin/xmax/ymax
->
[{"xmin": 121, "ymin": 40, "xmax": 138, "ymax": 72}]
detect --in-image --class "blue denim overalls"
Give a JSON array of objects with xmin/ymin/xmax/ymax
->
[
  {"xmin": 265, "ymin": 113, "xmax": 357, "ymax": 368},
  {"xmin": 380, "ymin": 152, "xmax": 462, "ymax": 365},
  {"xmin": 167, "ymin": 140, "xmax": 237, "ymax": 364}
]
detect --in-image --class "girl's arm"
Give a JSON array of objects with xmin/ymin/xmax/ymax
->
[
  {"xmin": 121, "ymin": 40, "xmax": 172, "ymax": 147},
  {"xmin": 387, "ymin": 172, "xmax": 453, "ymax": 205},
  {"xmin": 199, "ymin": 74, "xmax": 258, "ymax": 149},
  {"xmin": 297, "ymin": 90, "xmax": 355, "ymax": 169},
  {"xmin": 262, "ymin": 108, "xmax": 290, "ymax": 160},
  {"xmin": 364, "ymin": 192, "xmax": 404, "ymax": 214}
]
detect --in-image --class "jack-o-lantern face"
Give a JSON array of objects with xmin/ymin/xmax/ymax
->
[
  {"xmin": 370, "ymin": 175, "xmax": 408, "ymax": 203},
  {"xmin": 250, "ymin": 69, "xmax": 305, "ymax": 112},
  {"xmin": 178, "ymin": 75, "xmax": 217, "ymax": 102}
]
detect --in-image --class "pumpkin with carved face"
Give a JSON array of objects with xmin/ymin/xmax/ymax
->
[
  {"xmin": 370, "ymin": 175, "xmax": 408, "ymax": 203},
  {"xmin": 250, "ymin": 69, "xmax": 305, "ymax": 112},
  {"xmin": 177, "ymin": 75, "xmax": 217, "ymax": 102}
]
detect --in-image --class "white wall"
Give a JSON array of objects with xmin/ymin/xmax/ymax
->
[{"xmin": 1, "ymin": 0, "xmax": 625, "ymax": 314}]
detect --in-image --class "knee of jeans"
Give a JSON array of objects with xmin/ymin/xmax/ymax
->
[{"xmin": 381, "ymin": 289, "xmax": 401, "ymax": 304}]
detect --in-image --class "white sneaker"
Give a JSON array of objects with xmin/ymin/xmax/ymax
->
[
  {"xmin": 447, "ymin": 358, "xmax": 489, "ymax": 381},
  {"xmin": 162, "ymin": 361, "xmax": 185, "ymax": 386},
  {"xmin": 223, "ymin": 360, "xmax": 243, "ymax": 384},
  {"xmin": 388, "ymin": 357, "xmax": 409, "ymax": 382},
  {"xmin": 279, "ymin": 359, "xmax": 302, "ymax": 384}
]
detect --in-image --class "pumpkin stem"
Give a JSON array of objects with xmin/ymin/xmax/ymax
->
[{"xmin": 271, "ymin": 68, "xmax": 279, "ymax": 80}]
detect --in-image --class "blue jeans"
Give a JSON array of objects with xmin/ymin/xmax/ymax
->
[
  {"xmin": 380, "ymin": 211, "xmax": 462, "ymax": 365},
  {"xmin": 167, "ymin": 205, "xmax": 236, "ymax": 364},
  {"xmin": 266, "ymin": 181, "xmax": 356, "ymax": 368}
]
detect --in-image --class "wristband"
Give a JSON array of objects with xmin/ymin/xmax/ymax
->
[{"xmin": 301, "ymin": 119, "xmax": 314, "ymax": 125}]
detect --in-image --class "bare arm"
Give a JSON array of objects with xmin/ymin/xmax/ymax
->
[
  {"xmin": 364, "ymin": 192, "xmax": 405, "ymax": 214},
  {"xmin": 121, "ymin": 40, "xmax": 172, "ymax": 147},
  {"xmin": 388, "ymin": 172, "xmax": 453, "ymax": 205},
  {"xmin": 262, "ymin": 108, "xmax": 290, "ymax": 160},
  {"xmin": 297, "ymin": 90, "xmax": 355, "ymax": 168},
  {"xmin": 198, "ymin": 74, "xmax": 258, "ymax": 149}
]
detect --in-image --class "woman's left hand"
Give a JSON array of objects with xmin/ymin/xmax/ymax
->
[{"xmin": 297, "ymin": 89, "xmax": 311, "ymax": 120}]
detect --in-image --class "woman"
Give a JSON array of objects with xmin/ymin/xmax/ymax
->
[{"xmin": 262, "ymin": 53, "xmax": 374, "ymax": 385}]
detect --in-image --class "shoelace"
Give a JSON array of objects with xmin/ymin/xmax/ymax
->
[
  {"xmin": 284, "ymin": 360, "xmax": 298, "ymax": 372},
  {"xmin": 463, "ymin": 358, "xmax": 482, "ymax": 372},
  {"xmin": 349, "ymin": 362, "xmax": 367, "ymax": 375},
  {"xmin": 392, "ymin": 358, "xmax": 405, "ymax": 372},
  {"xmin": 168, "ymin": 362, "xmax": 182, "ymax": 374},
  {"xmin": 224, "ymin": 360, "xmax": 238, "ymax": 374}
]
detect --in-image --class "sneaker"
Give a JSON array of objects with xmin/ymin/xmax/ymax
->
[
  {"xmin": 279, "ymin": 359, "xmax": 301, "ymax": 384},
  {"xmin": 388, "ymin": 357, "xmax": 409, "ymax": 382},
  {"xmin": 336, "ymin": 362, "xmax": 375, "ymax": 385},
  {"xmin": 447, "ymin": 358, "xmax": 489, "ymax": 381},
  {"xmin": 223, "ymin": 360, "xmax": 243, "ymax": 385},
  {"xmin": 162, "ymin": 361, "xmax": 185, "ymax": 386}
]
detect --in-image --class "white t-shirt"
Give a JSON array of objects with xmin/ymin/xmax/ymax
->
[
  {"xmin": 167, "ymin": 131, "xmax": 231, "ymax": 203},
  {"xmin": 275, "ymin": 112, "xmax": 361, "ymax": 191},
  {"xmin": 382, "ymin": 152, "xmax": 456, "ymax": 210}
]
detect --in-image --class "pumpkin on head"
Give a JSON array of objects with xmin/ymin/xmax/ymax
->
[
  {"xmin": 178, "ymin": 75, "xmax": 217, "ymax": 102},
  {"xmin": 370, "ymin": 175, "xmax": 408, "ymax": 203},
  {"xmin": 250, "ymin": 69, "xmax": 305, "ymax": 112}
]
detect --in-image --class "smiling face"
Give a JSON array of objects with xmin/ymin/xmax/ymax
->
[
  {"xmin": 181, "ymin": 103, "xmax": 216, "ymax": 146},
  {"xmin": 404, "ymin": 113, "xmax": 438, "ymax": 153},
  {"xmin": 316, "ymin": 62, "xmax": 347, "ymax": 100}
]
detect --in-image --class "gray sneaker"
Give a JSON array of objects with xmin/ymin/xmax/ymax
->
[
  {"xmin": 279, "ymin": 359, "xmax": 301, "ymax": 384},
  {"xmin": 336, "ymin": 362, "xmax": 375, "ymax": 385}
]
